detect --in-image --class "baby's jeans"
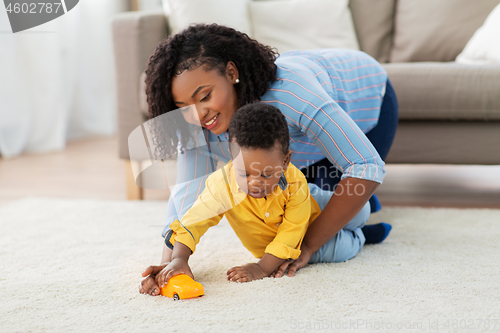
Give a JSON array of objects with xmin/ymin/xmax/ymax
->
[{"xmin": 307, "ymin": 184, "xmax": 370, "ymax": 264}]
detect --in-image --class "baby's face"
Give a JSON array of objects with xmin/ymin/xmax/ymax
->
[{"xmin": 231, "ymin": 144, "xmax": 291, "ymax": 199}]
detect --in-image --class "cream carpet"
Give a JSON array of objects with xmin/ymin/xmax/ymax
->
[{"xmin": 1, "ymin": 198, "xmax": 499, "ymax": 333}]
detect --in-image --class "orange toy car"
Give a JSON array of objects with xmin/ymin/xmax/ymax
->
[{"xmin": 160, "ymin": 274, "xmax": 204, "ymax": 300}]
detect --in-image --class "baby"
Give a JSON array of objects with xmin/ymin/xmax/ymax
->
[{"xmin": 139, "ymin": 103, "xmax": 391, "ymax": 295}]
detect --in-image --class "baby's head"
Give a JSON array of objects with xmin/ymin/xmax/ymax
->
[{"xmin": 228, "ymin": 103, "xmax": 291, "ymax": 198}]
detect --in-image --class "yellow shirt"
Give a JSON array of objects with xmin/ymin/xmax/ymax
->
[{"xmin": 168, "ymin": 161, "xmax": 322, "ymax": 260}]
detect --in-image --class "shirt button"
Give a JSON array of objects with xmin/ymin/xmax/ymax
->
[{"xmin": 265, "ymin": 212, "xmax": 270, "ymax": 217}]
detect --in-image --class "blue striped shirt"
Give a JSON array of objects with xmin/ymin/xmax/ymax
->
[{"xmin": 162, "ymin": 49, "xmax": 387, "ymax": 237}]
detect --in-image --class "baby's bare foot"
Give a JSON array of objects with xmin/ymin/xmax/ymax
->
[{"xmin": 139, "ymin": 275, "xmax": 161, "ymax": 296}]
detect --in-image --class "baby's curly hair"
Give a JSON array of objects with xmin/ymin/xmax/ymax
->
[
  {"xmin": 144, "ymin": 24, "xmax": 278, "ymax": 159},
  {"xmin": 228, "ymin": 103, "xmax": 289, "ymax": 157}
]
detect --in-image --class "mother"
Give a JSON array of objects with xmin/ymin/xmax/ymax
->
[{"xmin": 140, "ymin": 24, "xmax": 398, "ymax": 295}]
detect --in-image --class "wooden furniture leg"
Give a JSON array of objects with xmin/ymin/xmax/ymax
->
[{"xmin": 125, "ymin": 160, "xmax": 143, "ymax": 200}]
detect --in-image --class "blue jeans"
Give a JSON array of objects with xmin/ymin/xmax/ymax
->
[
  {"xmin": 301, "ymin": 79, "xmax": 399, "ymax": 190},
  {"xmin": 307, "ymin": 184, "xmax": 370, "ymax": 263}
]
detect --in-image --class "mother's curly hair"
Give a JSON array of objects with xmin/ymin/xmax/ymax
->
[{"xmin": 144, "ymin": 23, "xmax": 279, "ymax": 159}]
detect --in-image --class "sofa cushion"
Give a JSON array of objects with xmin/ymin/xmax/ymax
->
[
  {"xmin": 349, "ymin": 0, "xmax": 396, "ymax": 63},
  {"xmin": 164, "ymin": 0, "xmax": 252, "ymax": 36},
  {"xmin": 383, "ymin": 62, "xmax": 500, "ymax": 121},
  {"xmin": 390, "ymin": 0, "xmax": 500, "ymax": 63},
  {"xmin": 249, "ymin": 0, "xmax": 359, "ymax": 54},
  {"xmin": 456, "ymin": 3, "xmax": 500, "ymax": 65}
]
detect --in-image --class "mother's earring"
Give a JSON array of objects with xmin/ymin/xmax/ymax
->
[{"xmin": 235, "ymin": 79, "xmax": 240, "ymax": 84}]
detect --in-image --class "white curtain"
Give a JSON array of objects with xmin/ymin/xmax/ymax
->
[{"xmin": 0, "ymin": 0, "xmax": 128, "ymax": 158}]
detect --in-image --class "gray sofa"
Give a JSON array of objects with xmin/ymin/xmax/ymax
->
[{"xmin": 112, "ymin": 0, "xmax": 500, "ymax": 198}]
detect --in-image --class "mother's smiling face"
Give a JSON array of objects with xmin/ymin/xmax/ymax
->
[{"xmin": 171, "ymin": 62, "xmax": 240, "ymax": 135}]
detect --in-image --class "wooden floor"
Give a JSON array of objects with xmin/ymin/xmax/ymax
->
[{"xmin": 1, "ymin": 136, "xmax": 500, "ymax": 208}]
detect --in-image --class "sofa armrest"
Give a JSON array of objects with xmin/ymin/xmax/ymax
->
[{"xmin": 112, "ymin": 10, "xmax": 169, "ymax": 159}]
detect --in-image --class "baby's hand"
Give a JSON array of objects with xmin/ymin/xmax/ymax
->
[
  {"xmin": 227, "ymin": 263, "xmax": 266, "ymax": 283},
  {"xmin": 155, "ymin": 258, "xmax": 194, "ymax": 289},
  {"xmin": 139, "ymin": 263, "xmax": 168, "ymax": 296}
]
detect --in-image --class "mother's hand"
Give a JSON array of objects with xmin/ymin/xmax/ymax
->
[{"xmin": 272, "ymin": 244, "xmax": 313, "ymax": 278}]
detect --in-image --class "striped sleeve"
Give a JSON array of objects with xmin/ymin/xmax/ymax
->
[
  {"xmin": 260, "ymin": 56, "xmax": 386, "ymax": 184},
  {"xmin": 167, "ymin": 174, "xmax": 226, "ymax": 253},
  {"xmin": 161, "ymin": 129, "xmax": 232, "ymax": 238},
  {"xmin": 161, "ymin": 147, "xmax": 212, "ymax": 238}
]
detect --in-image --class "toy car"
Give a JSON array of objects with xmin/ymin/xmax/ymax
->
[{"xmin": 160, "ymin": 274, "xmax": 204, "ymax": 300}]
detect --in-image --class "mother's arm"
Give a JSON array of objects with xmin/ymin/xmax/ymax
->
[
  {"xmin": 262, "ymin": 61, "xmax": 386, "ymax": 277},
  {"xmin": 161, "ymin": 134, "xmax": 224, "ymax": 238},
  {"xmin": 275, "ymin": 177, "xmax": 378, "ymax": 277}
]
